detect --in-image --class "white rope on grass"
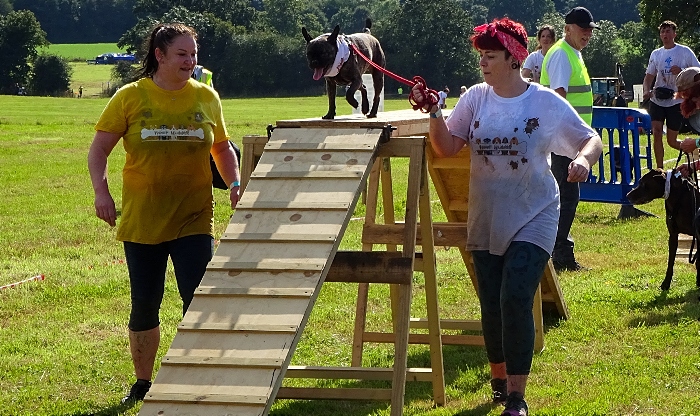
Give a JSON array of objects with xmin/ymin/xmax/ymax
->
[{"xmin": 0, "ymin": 274, "xmax": 45, "ymax": 290}]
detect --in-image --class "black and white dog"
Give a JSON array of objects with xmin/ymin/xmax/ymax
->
[{"xmin": 302, "ymin": 19, "xmax": 385, "ymax": 119}]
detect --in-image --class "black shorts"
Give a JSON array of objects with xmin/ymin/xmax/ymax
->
[{"xmin": 648, "ymin": 102, "xmax": 683, "ymax": 131}]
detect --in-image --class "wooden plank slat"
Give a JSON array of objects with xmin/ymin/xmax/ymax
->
[
  {"xmin": 264, "ymin": 142, "xmax": 375, "ymax": 151},
  {"xmin": 221, "ymin": 232, "xmax": 336, "ymax": 242},
  {"xmin": 276, "ymin": 387, "xmax": 392, "ymax": 401},
  {"xmin": 284, "ymin": 366, "xmax": 433, "ymax": 382},
  {"xmin": 194, "ymin": 287, "xmax": 313, "ymax": 298},
  {"xmin": 207, "ymin": 260, "xmax": 325, "ymax": 271},
  {"xmin": 146, "ymin": 392, "xmax": 267, "ymax": 406},
  {"xmin": 234, "ymin": 201, "xmax": 350, "ymax": 210},
  {"xmin": 161, "ymin": 355, "xmax": 283, "ymax": 368},
  {"xmin": 250, "ymin": 170, "xmax": 363, "ymax": 178},
  {"xmin": 409, "ymin": 318, "xmax": 482, "ymax": 331},
  {"xmin": 363, "ymin": 331, "xmax": 485, "ymax": 346},
  {"xmin": 325, "ymin": 251, "xmax": 413, "ymax": 285},
  {"xmin": 177, "ymin": 322, "xmax": 298, "ymax": 333}
]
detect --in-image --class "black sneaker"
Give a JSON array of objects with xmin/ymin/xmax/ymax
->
[
  {"xmin": 501, "ymin": 392, "xmax": 528, "ymax": 416},
  {"xmin": 553, "ymin": 259, "xmax": 589, "ymax": 273},
  {"xmin": 490, "ymin": 378, "xmax": 507, "ymax": 404},
  {"xmin": 121, "ymin": 379, "xmax": 151, "ymax": 404}
]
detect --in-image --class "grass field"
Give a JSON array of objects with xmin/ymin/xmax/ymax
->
[
  {"xmin": 1, "ymin": 90, "xmax": 700, "ymax": 416},
  {"xmin": 41, "ymin": 43, "xmax": 125, "ymax": 62}
]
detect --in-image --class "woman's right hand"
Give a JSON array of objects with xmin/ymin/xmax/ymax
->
[
  {"xmin": 679, "ymin": 137, "xmax": 697, "ymax": 153},
  {"xmin": 94, "ymin": 191, "xmax": 117, "ymax": 227},
  {"xmin": 411, "ymin": 83, "xmax": 438, "ymax": 113}
]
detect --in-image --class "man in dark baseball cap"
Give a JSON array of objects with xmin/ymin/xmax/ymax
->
[{"xmin": 565, "ymin": 6, "xmax": 599, "ymax": 29}]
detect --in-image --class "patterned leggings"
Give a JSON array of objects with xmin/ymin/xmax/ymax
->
[{"xmin": 471, "ymin": 241, "xmax": 549, "ymax": 375}]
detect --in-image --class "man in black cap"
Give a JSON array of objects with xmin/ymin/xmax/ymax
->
[{"xmin": 540, "ymin": 6, "xmax": 598, "ymax": 273}]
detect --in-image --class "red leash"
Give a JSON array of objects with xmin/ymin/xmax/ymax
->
[{"xmin": 349, "ymin": 44, "xmax": 439, "ymax": 113}]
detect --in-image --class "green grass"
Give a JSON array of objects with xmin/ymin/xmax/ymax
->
[
  {"xmin": 1, "ymin": 94, "xmax": 699, "ymax": 416},
  {"xmin": 40, "ymin": 43, "xmax": 126, "ymax": 61}
]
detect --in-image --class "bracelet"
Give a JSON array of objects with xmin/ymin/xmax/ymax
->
[
  {"xmin": 695, "ymin": 138, "xmax": 700, "ymax": 149},
  {"xmin": 229, "ymin": 180, "xmax": 240, "ymax": 190},
  {"xmin": 430, "ymin": 107, "xmax": 443, "ymax": 119}
]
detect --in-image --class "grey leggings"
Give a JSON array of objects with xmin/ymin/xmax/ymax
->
[{"xmin": 471, "ymin": 241, "xmax": 549, "ymax": 375}]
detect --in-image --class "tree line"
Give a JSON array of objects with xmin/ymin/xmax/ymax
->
[{"xmin": 1, "ymin": 0, "xmax": 697, "ymax": 97}]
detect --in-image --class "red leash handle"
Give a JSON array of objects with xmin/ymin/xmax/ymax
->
[
  {"xmin": 408, "ymin": 76, "xmax": 439, "ymax": 113},
  {"xmin": 349, "ymin": 44, "xmax": 439, "ymax": 113}
]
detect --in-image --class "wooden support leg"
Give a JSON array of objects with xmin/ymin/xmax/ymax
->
[
  {"xmin": 390, "ymin": 283, "xmax": 411, "ymax": 416},
  {"xmin": 418, "ymin": 155, "xmax": 446, "ymax": 406},
  {"xmin": 533, "ymin": 283, "xmax": 544, "ymax": 353}
]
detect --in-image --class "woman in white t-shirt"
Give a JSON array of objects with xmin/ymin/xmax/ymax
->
[
  {"xmin": 521, "ymin": 25, "xmax": 556, "ymax": 83},
  {"xmin": 412, "ymin": 17, "xmax": 601, "ymax": 416}
]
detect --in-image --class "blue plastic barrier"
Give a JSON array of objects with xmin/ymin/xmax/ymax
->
[{"xmin": 579, "ymin": 106, "xmax": 653, "ymax": 204}]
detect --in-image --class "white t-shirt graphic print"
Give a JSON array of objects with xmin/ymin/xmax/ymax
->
[{"xmin": 445, "ymin": 83, "xmax": 597, "ymax": 255}]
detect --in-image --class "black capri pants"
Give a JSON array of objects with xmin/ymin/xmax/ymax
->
[{"xmin": 124, "ymin": 234, "xmax": 214, "ymax": 331}]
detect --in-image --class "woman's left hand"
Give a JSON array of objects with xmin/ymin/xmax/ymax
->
[
  {"xmin": 567, "ymin": 157, "xmax": 591, "ymax": 182},
  {"xmin": 230, "ymin": 186, "xmax": 240, "ymax": 209}
]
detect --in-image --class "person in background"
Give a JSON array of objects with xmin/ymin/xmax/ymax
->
[
  {"xmin": 613, "ymin": 89, "xmax": 628, "ymax": 107},
  {"xmin": 438, "ymin": 86, "xmax": 450, "ymax": 108},
  {"xmin": 674, "ymin": 68, "xmax": 700, "ymax": 163},
  {"xmin": 540, "ymin": 6, "xmax": 598, "ymax": 273},
  {"xmin": 521, "ymin": 25, "xmax": 556, "ymax": 83},
  {"xmin": 460, "ymin": 85, "xmax": 467, "ymax": 97},
  {"xmin": 87, "ymin": 22, "xmax": 240, "ymax": 405},
  {"xmin": 412, "ymin": 17, "xmax": 601, "ymax": 416},
  {"xmin": 192, "ymin": 64, "xmax": 214, "ymax": 87},
  {"xmin": 643, "ymin": 20, "xmax": 700, "ymax": 169}
]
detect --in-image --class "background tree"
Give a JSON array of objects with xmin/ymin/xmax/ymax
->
[
  {"xmin": 29, "ymin": 54, "xmax": 73, "ymax": 96},
  {"xmin": 0, "ymin": 0, "xmax": 12, "ymax": 15},
  {"xmin": 582, "ymin": 20, "xmax": 622, "ymax": 78},
  {"xmin": 485, "ymin": 0, "xmax": 557, "ymax": 33},
  {"xmin": 378, "ymin": 0, "xmax": 480, "ymax": 99},
  {"xmin": 0, "ymin": 10, "xmax": 49, "ymax": 94},
  {"xmin": 616, "ymin": 20, "xmax": 657, "ymax": 86},
  {"xmin": 639, "ymin": 0, "xmax": 700, "ymax": 51}
]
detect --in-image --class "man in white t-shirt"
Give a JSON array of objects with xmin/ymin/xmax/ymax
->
[
  {"xmin": 643, "ymin": 20, "xmax": 700, "ymax": 168},
  {"xmin": 438, "ymin": 87, "xmax": 449, "ymax": 108}
]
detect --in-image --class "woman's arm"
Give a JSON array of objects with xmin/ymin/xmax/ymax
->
[
  {"xmin": 567, "ymin": 135, "xmax": 603, "ymax": 182},
  {"xmin": 211, "ymin": 140, "xmax": 241, "ymax": 209},
  {"xmin": 87, "ymin": 130, "xmax": 122, "ymax": 227}
]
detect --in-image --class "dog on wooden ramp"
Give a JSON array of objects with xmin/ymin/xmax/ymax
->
[
  {"xmin": 302, "ymin": 19, "xmax": 385, "ymax": 120},
  {"xmin": 626, "ymin": 168, "xmax": 700, "ymax": 290}
]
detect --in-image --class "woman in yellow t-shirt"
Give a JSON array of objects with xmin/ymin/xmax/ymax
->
[{"xmin": 87, "ymin": 23, "xmax": 240, "ymax": 404}]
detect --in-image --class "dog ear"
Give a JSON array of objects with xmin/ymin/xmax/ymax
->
[
  {"xmin": 328, "ymin": 25, "xmax": 340, "ymax": 44},
  {"xmin": 302, "ymin": 27, "xmax": 312, "ymax": 43}
]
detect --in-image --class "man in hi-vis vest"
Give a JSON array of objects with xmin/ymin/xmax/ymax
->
[
  {"xmin": 192, "ymin": 65, "xmax": 213, "ymax": 87},
  {"xmin": 541, "ymin": 6, "xmax": 597, "ymax": 273}
]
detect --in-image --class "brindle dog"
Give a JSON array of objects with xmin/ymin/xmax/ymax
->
[
  {"xmin": 302, "ymin": 19, "xmax": 385, "ymax": 120},
  {"xmin": 627, "ymin": 168, "xmax": 700, "ymax": 290}
]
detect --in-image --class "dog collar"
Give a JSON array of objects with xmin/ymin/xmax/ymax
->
[
  {"xmin": 664, "ymin": 169, "xmax": 673, "ymax": 199},
  {"xmin": 324, "ymin": 35, "xmax": 350, "ymax": 78}
]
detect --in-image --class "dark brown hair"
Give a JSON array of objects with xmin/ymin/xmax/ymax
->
[
  {"xmin": 658, "ymin": 20, "xmax": 677, "ymax": 31},
  {"xmin": 536, "ymin": 25, "xmax": 556, "ymax": 50},
  {"xmin": 678, "ymin": 84, "xmax": 700, "ymax": 118},
  {"xmin": 138, "ymin": 23, "xmax": 198, "ymax": 79}
]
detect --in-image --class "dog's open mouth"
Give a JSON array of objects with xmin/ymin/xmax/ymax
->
[{"xmin": 313, "ymin": 67, "xmax": 327, "ymax": 81}]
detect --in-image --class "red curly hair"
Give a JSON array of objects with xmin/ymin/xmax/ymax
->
[
  {"xmin": 678, "ymin": 84, "xmax": 700, "ymax": 118},
  {"xmin": 470, "ymin": 18, "xmax": 528, "ymax": 58}
]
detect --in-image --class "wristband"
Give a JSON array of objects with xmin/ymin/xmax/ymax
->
[
  {"xmin": 430, "ymin": 107, "xmax": 443, "ymax": 119},
  {"xmin": 695, "ymin": 138, "xmax": 700, "ymax": 149},
  {"xmin": 229, "ymin": 180, "xmax": 240, "ymax": 190}
]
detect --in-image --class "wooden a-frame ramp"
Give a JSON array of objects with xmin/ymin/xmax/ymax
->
[{"xmin": 138, "ymin": 110, "xmax": 568, "ymax": 416}]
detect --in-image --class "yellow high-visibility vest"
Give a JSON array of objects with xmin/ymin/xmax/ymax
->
[
  {"xmin": 193, "ymin": 66, "xmax": 214, "ymax": 88},
  {"xmin": 541, "ymin": 39, "xmax": 593, "ymax": 125}
]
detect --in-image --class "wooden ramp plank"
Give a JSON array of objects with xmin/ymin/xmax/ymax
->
[{"xmin": 140, "ymin": 126, "xmax": 383, "ymax": 416}]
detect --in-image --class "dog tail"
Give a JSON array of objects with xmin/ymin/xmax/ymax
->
[{"xmin": 364, "ymin": 18, "xmax": 372, "ymax": 33}]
